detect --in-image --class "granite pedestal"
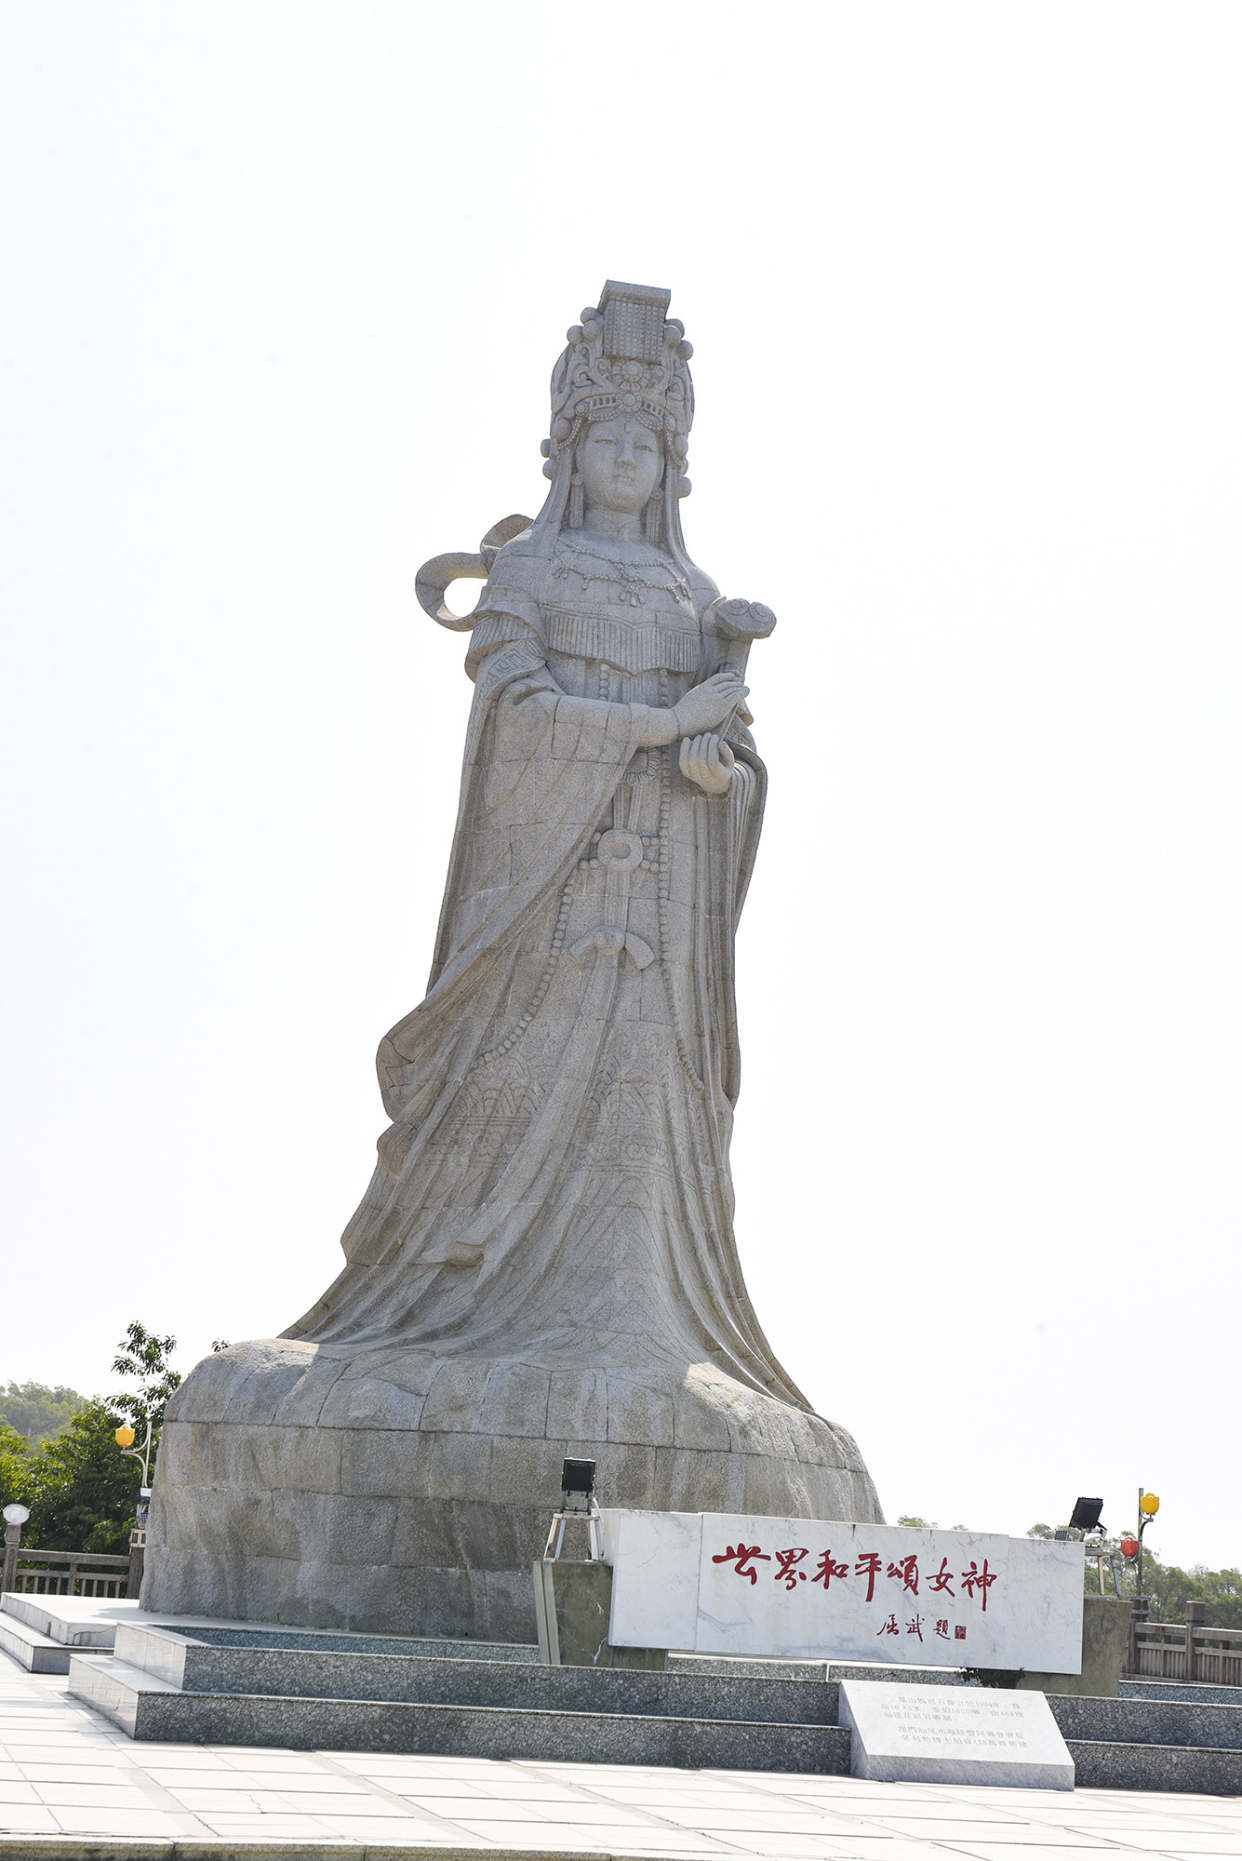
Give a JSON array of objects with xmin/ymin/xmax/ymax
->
[{"xmin": 144, "ymin": 1339, "xmax": 878, "ymax": 1641}]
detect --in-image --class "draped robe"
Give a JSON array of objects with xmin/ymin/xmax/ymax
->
[{"xmin": 285, "ymin": 524, "xmax": 810, "ymax": 1410}]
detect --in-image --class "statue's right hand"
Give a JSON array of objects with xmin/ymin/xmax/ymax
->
[{"xmin": 674, "ymin": 672, "xmax": 749, "ymax": 737}]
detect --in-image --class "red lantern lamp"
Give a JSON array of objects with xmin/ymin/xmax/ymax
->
[{"xmin": 1120, "ymin": 1535, "xmax": 1139, "ymax": 1559}]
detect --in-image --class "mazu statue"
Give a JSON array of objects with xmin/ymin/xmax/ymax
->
[{"xmin": 147, "ymin": 282, "xmax": 883, "ymax": 1639}]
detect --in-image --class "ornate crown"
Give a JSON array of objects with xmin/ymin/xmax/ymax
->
[{"xmin": 541, "ymin": 280, "xmax": 695, "ymax": 494}]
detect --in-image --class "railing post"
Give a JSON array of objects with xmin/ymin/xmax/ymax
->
[{"xmin": 1186, "ymin": 1599, "xmax": 1205, "ymax": 1684}]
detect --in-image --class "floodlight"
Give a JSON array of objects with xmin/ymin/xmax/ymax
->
[
  {"xmin": 1069, "ymin": 1497, "xmax": 1105, "ymax": 1533},
  {"xmin": 544, "ymin": 1457, "xmax": 603, "ymax": 1560},
  {"xmin": 561, "ymin": 1457, "xmax": 596, "ymax": 1498}
]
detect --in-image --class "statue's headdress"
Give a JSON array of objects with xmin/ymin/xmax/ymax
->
[
  {"xmin": 539, "ymin": 280, "xmax": 696, "ymax": 547},
  {"xmin": 416, "ymin": 282, "xmax": 701, "ymax": 629},
  {"xmin": 543, "ymin": 281, "xmax": 694, "ymax": 480}
]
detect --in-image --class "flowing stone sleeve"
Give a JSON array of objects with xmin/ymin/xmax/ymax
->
[{"xmin": 374, "ymin": 587, "xmax": 669, "ymax": 1126}]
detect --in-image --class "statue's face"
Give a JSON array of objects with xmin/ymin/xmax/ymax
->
[{"xmin": 579, "ymin": 417, "xmax": 662, "ymax": 516}]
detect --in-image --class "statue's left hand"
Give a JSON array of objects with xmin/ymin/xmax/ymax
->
[{"xmin": 680, "ymin": 733, "xmax": 735, "ymax": 796}]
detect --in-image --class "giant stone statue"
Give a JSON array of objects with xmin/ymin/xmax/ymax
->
[{"xmin": 147, "ymin": 282, "xmax": 883, "ymax": 1639}]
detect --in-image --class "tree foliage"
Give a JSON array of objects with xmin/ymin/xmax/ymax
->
[
  {"xmin": 1025, "ymin": 1524, "xmax": 1242, "ymax": 1630},
  {"xmin": 0, "ymin": 1380, "xmax": 84, "ymax": 1447},
  {"xmin": 24, "ymin": 1399, "xmax": 142, "ymax": 1554},
  {"xmin": 1, "ymin": 1323, "xmax": 181, "ymax": 1556},
  {"xmin": 111, "ymin": 1322, "xmax": 181, "ymax": 1430},
  {"xmin": 0, "ymin": 1422, "xmax": 31, "ymax": 1510}
]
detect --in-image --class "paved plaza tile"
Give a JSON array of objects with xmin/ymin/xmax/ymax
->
[{"xmin": 2, "ymin": 1648, "xmax": 1242, "ymax": 1856}]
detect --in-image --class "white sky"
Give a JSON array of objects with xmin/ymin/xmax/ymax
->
[{"xmin": 2, "ymin": 2, "xmax": 1239, "ymax": 1572}]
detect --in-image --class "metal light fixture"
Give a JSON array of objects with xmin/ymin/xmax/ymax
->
[
  {"xmin": 115, "ymin": 1418, "xmax": 154, "ymax": 1487},
  {"xmin": 543, "ymin": 1457, "xmax": 603, "ymax": 1561},
  {"xmin": 1069, "ymin": 1497, "xmax": 1106, "ymax": 1534},
  {"xmin": 1058, "ymin": 1497, "xmax": 1120, "ymax": 1594},
  {"xmin": 1134, "ymin": 1486, "xmax": 1161, "ymax": 1622},
  {"xmin": 2, "ymin": 1503, "xmax": 31, "ymax": 1594}
]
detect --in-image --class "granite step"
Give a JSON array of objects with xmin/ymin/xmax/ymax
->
[
  {"xmin": 666, "ymin": 1653, "xmax": 973, "ymax": 1686},
  {"xmin": 68, "ymin": 1653, "xmax": 851, "ymax": 1772},
  {"xmin": 1049, "ymin": 1691, "xmax": 1242, "ymax": 1750},
  {"xmin": 0, "ymin": 1607, "xmax": 72, "ymax": 1674},
  {"xmin": 1120, "ymin": 1675, "xmax": 1242, "ymax": 1707},
  {"xmin": 110, "ymin": 1621, "xmax": 838, "ymax": 1724},
  {"xmin": 0, "ymin": 1590, "xmax": 139, "ymax": 1648},
  {"xmin": 1068, "ymin": 1737, "xmax": 1242, "ymax": 1793},
  {"xmin": 0, "ymin": 1588, "xmax": 541, "ymax": 1663}
]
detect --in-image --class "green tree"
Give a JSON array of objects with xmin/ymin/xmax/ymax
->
[
  {"xmin": 1144, "ymin": 1559, "xmax": 1242, "ymax": 1631},
  {"xmin": 25, "ymin": 1399, "xmax": 142, "ymax": 1554},
  {"xmin": 111, "ymin": 1323, "xmax": 181, "ymax": 1432},
  {"xmin": 1025, "ymin": 1523, "xmax": 1242, "ymax": 1630},
  {"xmin": 0, "ymin": 1422, "xmax": 32, "ymax": 1510},
  {"xmin": 0, "ymin": 1380, "xmax": 84, "ymax": 1447},
  {"xmin": 16, "ymin": 1324, "xmax": 182, "ymax": 1555}
]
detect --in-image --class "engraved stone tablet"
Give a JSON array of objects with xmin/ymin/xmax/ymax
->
[
  {"xmin": 603, "ymin": 1511, "xmax": 1085, "ymax": 1674},
  {"xmin": 838, "ymin": 1679, "xmax": 1074, "ymax": 1789}
]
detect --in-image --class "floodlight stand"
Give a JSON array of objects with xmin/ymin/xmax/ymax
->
[
  {"xmin": 543, "ymin": 1490, "xmax": 604, "ymax": 1562},
  {"xmin": 1086, "ymin": 1542, "xmax": 1123, "ymax": 1598}
]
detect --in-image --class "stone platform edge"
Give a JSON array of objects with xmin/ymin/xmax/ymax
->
[{"xmin": 0, "ymin": 1843, "xmax": 620, "ymax": 1861}]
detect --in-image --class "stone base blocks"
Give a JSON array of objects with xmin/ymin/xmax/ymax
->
[
  {"xmin": 0, "ymin": 1607, "xmax": 72, "ymax": 1673},
  {"xmin": 145, "ymin": 1339, "xmax": 879, "ymax": 1643},
  {"xmin": 71, "ymin": 1620, "xmax": 850, "ymax": 1773},
  {"xmin": 57, "ymin": 1609, "xmax": 1242, "ymax": 1792}
]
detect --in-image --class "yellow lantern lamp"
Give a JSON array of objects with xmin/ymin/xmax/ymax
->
[
  {"xmin": 1141, "ymin": 1492, "xmax": 1160, "ymax": 1516},
  {"xmin": 114, "ymin": 1425, "xmax": 136, "ymax": 1448}
]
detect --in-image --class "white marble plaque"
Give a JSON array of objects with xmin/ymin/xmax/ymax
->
[
  {"xmin": 602, "ymin": 1510, "xmax": 1083, "ymax": 1673},
  {"xmin": 838, "ymin": 1679, "xmax": 1074, "ymax": 1787}
]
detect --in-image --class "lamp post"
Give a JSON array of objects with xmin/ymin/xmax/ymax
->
[
  {"xmin": 1126, "ymin": 1487, "xmax": 1160, "ymax": 1677},
  {"xmin": 3, "ymin": 1502, "xmax": 30, "ymax": 1594},
  {"xmin": 114, "ymin": 1418, "xmax": 154, "ymax": 1487},
  {"xmin": 114, "ymin": 1420, "xmax": 154, "ymax": 1598},
  {"xmin": 1135, "ymin": 1487, "xmax": 1160, "ymax": 1621}
]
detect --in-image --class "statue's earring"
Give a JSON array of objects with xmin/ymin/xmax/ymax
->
[{"xmin": 568, "ymin": 471, "xmax": 584, "ymax": 531}]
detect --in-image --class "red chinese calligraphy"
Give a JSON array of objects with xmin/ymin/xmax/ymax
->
[
  {"xmin": 712, "ymin": 1543, "xmax": 770, "ymax": 1585},
  {"xmin": 927, "ymin": 1556, "xmax": 956, "ymax": 1598},
  {"xmin": 934, "ymin": 1618, "xmax": 950, "ymax": 1639},
  {"xmin": 811, "ymin": 1550, "xmax": 849, "ymax": 1591},
  {"xmin": 961, "ymin": 1559, "xmax": 997, "ymax": 1611},
  {"xmin": 773, "ymin": 1547, "xmax": 809, "ymax": 1591},
  {"xmin": 876, "ymin": 1612, "xmax": 899, "ymax": 1636},
  {"xmin": 887, "ymin": 1555, "xmax": 919, "ymax": 1595},
  {"xmin": 954, "ymin": 1624, "xmax": 967, "ymax": 1640},
  {"xmin": 855, "ymin": 1551, "xmax": 883, "ymax": 1601},
  {"xmin": 906, "ymin": 1613, "xmax": 924, "ymax": 1641}
]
